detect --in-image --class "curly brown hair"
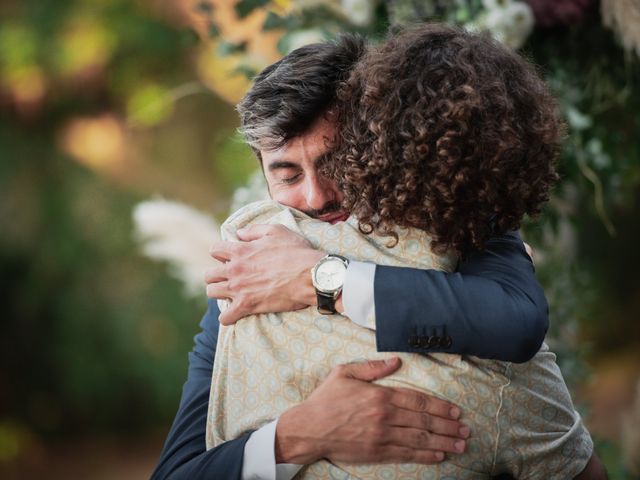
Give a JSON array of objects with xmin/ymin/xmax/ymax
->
[{"xmin": 328, "ymin": 24, "xmax": 563, "ymax": 255}]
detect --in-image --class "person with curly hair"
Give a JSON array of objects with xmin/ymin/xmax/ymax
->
[
  {"xmin": 331, "ymin": 24, "xmax": 560, "ymax": 256},
  {"xmin": 204, "ymin": 25, "xmax": 606, "ymax": 479}
]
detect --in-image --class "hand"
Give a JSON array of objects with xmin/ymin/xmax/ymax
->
[
  {"xmin": 274, "ymin": 357, "xmax": 470, "ymax": 465},
  {"xmin": 205, "ymin": 224, "xmax": 326, "ymax": 325}
]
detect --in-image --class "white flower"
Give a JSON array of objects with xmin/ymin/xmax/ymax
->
[
  {"xmin": 565, "ymin": 105, "xmax": 593, "ymax": 131},
  {"xmin": 133, "ymin": 199, "xmax": 220, "ymax": 297},
  {"xmin": 341, "ymin": 0, "xmax": 376, "ymax": 27},
  {"xmin": 463, "ymin": 21, "xmax": 483, "ymax": 34},
  {"xmin": 483, "ymin": 1, "xmax": 534, "ymax": 49},
  {"xmin": 506, "ymin": 2, "xmax": 535, "ymax": 30}
]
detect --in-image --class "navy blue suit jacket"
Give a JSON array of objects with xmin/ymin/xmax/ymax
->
[{"xmin": 151, "ymin": 231, "xmax": 547, "ymax": 479}]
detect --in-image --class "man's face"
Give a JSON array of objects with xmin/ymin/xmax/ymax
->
[{"xmin": 260, "ymin": 116, "xmax": 347, "ymax": 223}]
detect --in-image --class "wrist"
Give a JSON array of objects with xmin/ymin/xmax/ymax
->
[
  {"xmin": 311, "ymin": 254, "xmax": 349, "ymax": 315},
  {"xmin": 298, "ymin": 249, "xmax": 326, "ymax": 307},
  {"xmin": 275, "ymin": 404, "xmax": 324, "ymax": 464}
]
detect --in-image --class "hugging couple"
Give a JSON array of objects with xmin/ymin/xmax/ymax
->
[{"xmin": 152, "ymin": 24, "xmax": 607, "ymax": 479}]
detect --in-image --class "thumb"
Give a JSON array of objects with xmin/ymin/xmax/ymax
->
[
  {"xmin": 219, "ymin": 304, "xmax": 243, "ymax": 326},
  {"xmin": 236, "ymin": 224, "xmax": 278, "ymax": 242},
  {"xmin": 341, "ymin": 357, "xmax": 402, "ymax": 382}
]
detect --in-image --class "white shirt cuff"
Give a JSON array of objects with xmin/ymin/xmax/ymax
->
[
  {"xmin": 242, "ymin": 418, "xmax": 303, "ymax": 480},
  {"xmin": 343, "ymin": 260, "xmax": 377, "ymax": 330}
]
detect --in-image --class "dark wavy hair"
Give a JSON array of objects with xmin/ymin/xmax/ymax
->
[
  {"xmin": 237, "ymin": 34, "xmax": 366, "ymax": 154},
  {"xmin": 328, "ymin": 24, "xmax": 563, "ymax": 255}
]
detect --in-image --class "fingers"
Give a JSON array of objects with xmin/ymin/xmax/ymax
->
[
  {"xmin": 219, "ymin": 304, "xmax": 244, "ymax": 326},
  {"xmin": 389, "ymin": 387, "xmax": 461, "ymax": 420},
  {"xmin": 236, "ymin": 224, "xmax": 287, "ymax": 241},
  {"xmin": 209, "ymin": 241, "xmax": 236, "ymax": 262},
  {"xmin": 336, "ymin": 357, "xmax": 402, "ymax": 382},
  {"xmin": 205, "ymin": 281, "xmax": 231, "ymax": 300},
  {"xmin": 204, "ymin": 266, "xmax": 227, "ymax": 284},
  {"xmin": 384, "ymin": 426, "xmax": 466, "ymax": 455},
  {"xmin": 204, "ymin": 265, "xmax": 232, "ymax": 302},
  {"xmin": 388, "ymin": 408, "xmax": 469, "ymax": 439},
  {"xmin": 212, "ymin": 226, "xmax": 290, "ymax": 258}
]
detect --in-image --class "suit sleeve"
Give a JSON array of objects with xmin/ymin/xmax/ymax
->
[
  {"xmin": 374, "ymin": 231, "xmax": 548, "ymax": 363},
  {"xmin": 151, "ymin": 299, "xmax": 254, "ymax": 480}
]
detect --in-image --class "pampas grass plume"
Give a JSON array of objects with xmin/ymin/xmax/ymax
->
[{"xmin": 133, "ymin": 199, "xmax": 220, "ymax": 297}]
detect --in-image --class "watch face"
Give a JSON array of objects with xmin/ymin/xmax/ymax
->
[{"xmin": 315, "ymin": 259, "xmax": 347, "ymax": 292}]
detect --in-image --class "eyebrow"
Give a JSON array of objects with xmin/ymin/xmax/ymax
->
[
  {"xmin": 267, "ymin": 150, "xmax": 334, "ymax": 172},
  {"xmin": 267, "ymin": 161, "xmax": 299, "ymax": 172}
]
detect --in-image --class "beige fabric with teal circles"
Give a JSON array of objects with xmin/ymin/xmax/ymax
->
[{"xmin": 206, "ymin": 200, "xmax": 593, "ymax": 479}]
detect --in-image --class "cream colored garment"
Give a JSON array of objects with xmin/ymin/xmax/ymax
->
[{"xmin": 206, "ymin": 200, "xmax": 592, "ymax": 479}]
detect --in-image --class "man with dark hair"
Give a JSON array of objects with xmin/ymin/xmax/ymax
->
[
  {"xmin": 237, "ymin": 35, "xmax": 367, "ymax": 154},
  {"xmin": 152, "ymin": 34, "xmax": 559, "ymax": 480},
  {"xmin": 206, "ymin": 24, "xmax": 607, "ymax": 479}
]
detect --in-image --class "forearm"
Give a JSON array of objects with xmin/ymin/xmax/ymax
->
[
  {"xmin": 206, "ymin": 225, "xmax": 547, "ymax": 362},
  {"xmin": 373, "ymin": 231, "xmax": 548, "ymax": 362},
  {"xmin": 375, "ymin": 267, "xmax": 546, "ymax": 361}
]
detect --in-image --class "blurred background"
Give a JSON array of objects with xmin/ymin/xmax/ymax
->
[{"xmin": 1, "ymin": 0, "xmax": 639, "ymax": 478}]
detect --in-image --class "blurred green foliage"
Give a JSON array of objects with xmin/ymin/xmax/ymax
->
[{"xmin": 0, "ymin": 0, "xmax": 221, "ymax": 452}]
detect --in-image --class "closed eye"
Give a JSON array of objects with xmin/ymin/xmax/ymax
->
[{"xmin": 280, "ymin": 173, "xmax": 302, "ymax": 185}]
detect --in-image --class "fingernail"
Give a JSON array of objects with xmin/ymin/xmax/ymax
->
[
  {"xmin": 449, "ymin": 406, "xmax": 460, "ymax": 419},
  {"xmin": 384, "ymin": 357, "xmax": 399, "ymax": 366},
  {"xmin": 435, "ymin": 452, "xmax": 445, "ymax": 461},
  {"xmin": 236, "ymin": 227, "xmax": 246, "ymax": 235},
  {"xmin": 459, "ymin": 426, "xmax": 470, "ymax": 438},
  {"xmin": 455, "ymin": 440, "xmax": 466, "ymax": 453}
]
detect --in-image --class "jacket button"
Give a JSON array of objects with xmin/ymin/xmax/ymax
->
[
  {"xmin": 419, "ymin": 336, "xmax": 431, "ymax": 348},
  {"xmin": 428, "ymin": 336, "xmax": 440, "ymax": 347},
  {"xmin": 440, "ymin": 336, "xmax": 452, "ymax": 348},
  {"xmin": 408, "ymin": 335, "xmax": 420, "ymax": 348}
]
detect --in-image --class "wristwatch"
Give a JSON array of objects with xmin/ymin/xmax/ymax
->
[{"xmin": 311, "ymin": 254, "xmax": 350, "ymax": 315}]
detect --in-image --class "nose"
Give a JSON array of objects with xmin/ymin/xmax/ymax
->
[{"xmin": 305, "ymin": 174, "xmax": 338, "ymax": 211}]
